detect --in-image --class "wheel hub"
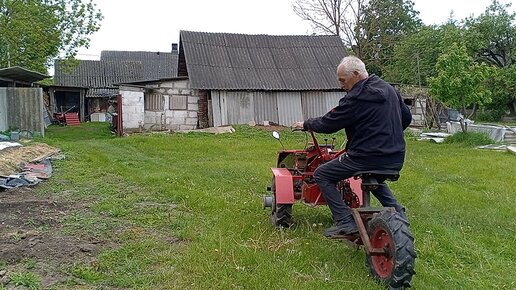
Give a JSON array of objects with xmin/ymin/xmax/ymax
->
[{"xmin": 370, "ymin": 228, "xmax": 394, "ymax": 278}]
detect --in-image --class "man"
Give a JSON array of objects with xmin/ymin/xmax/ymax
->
[{"xmin": 293, "ymin": 56, "xmax": 412, "ymax": 237}]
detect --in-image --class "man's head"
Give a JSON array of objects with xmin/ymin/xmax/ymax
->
[{"xmin": 336, "ymin": 56, "xmax": 369, "ymax": 92}]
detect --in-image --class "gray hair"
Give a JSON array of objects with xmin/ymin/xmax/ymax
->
[{"xmin": 339, "ymin": 56, "xmax": 369, "ymax": 77}]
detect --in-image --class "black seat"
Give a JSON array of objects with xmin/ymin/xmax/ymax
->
[{"xmin": 354, "ymin": 170, "xmax": 400, "ymax": 191}]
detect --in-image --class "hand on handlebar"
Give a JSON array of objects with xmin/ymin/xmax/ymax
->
[{"xmin": 291, "ymin": 121, "xmax": 305, "ymax": 131}]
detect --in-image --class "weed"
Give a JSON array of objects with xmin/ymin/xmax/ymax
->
[
  {"xmin": 444, "ymin": 131, "xmax": 494, "ymax": 146},
  {"xmin": 24, "ymin": 259, "xmax": 37, "ymax": 270},
  {"xmin": 9, "ymin": 272, "xmax": 41, "ymax": 290},
  {"xmin": 0, "ymin": 260, "xmax": 7, "ymax": 271},
  {"xmin": 71, "ymin": 264, "xmax": 102, "ymax": 282}
]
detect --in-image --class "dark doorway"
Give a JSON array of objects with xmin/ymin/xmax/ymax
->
[{"xmin": 55, "ymin": 91, "xmax": 80, "ymax": 114}]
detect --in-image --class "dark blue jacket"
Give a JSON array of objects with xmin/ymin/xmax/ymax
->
[{"xmin": 303, "ymin": 75, "xmax": 412, "ymax": 165}]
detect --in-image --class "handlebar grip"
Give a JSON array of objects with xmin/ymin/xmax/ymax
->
[{"xmin": 291, "ymin": 127, "xmax": 306, "ymax": 132}]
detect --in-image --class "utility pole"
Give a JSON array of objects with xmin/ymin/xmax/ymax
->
[
  {"xmin": 7, "ymin": 43, "xmax": 10, "ymax": 67},
  {"xmin": 416, "ymin": 52, "xmax": 421, "ymax": 87}
]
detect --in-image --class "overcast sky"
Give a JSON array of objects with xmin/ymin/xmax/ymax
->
[{"xmin": 76, "ymin": 0, "xmax": 511, "ymax": 60}]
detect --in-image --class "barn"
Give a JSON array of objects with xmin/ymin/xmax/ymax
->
[{"xmin": 119, "ymin": 30, "xmax": 348, "ymax": 131}]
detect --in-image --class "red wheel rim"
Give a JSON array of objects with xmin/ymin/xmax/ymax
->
[{"xmin": 370, "ymin": 227, "xmax": 394, "ymax": 278}]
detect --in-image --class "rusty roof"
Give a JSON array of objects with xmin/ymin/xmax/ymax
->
[{"xmin": 178, "ymin": 30, "xmax": 347, "ymax": 90}]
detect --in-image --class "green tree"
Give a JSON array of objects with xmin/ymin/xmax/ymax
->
[
  {"xmin": 428, "ymin": 43, "xmax": 495, "ymax": 128},
  {"xmin": 292, "ymin": 0, "xmax": 422, "ymax": 74},
  {"xmin": 487, "ymin": 66, "xmax": 516, "ymax": 116},
  {"xmin": 464, "ymin": 0, "xmax": 515, "ymax": 68},
  {"xmin": 357, "ymin": 0, "xmax": 421, "ymax": 75},
  {"xmin": 0, "ymin": 0, "xmax": 102, "ymax": 73},
  {"xmin": 383, "ymin": 23, "xmax": 463, "ymax": 85}
]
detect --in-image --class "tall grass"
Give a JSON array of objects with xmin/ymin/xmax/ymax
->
[{"xmin": 444, "ymin": 131, "xmax": 494, "ymax": 146}]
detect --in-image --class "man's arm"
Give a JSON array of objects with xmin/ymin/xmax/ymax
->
[
  {"xmin": 398, "ymin": 92, "xmax": 412, "ymax": 130},
  {"xmin": 302, "ymin": 97, "xmax": 356, "ymax": 133}
]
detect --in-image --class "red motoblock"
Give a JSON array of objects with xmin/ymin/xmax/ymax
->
[{"xmin": 263, "ymin": 131, "xmax": 416, "ymax": 289}]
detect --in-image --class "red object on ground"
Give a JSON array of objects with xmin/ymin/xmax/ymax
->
[{"xmin": 65, "ymin": 113, "xmax": 80, "ymax": 126}]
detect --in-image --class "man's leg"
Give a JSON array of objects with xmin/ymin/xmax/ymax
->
[
  {"xmin": 372, "ymin": 183, "xmax": 407, "ymax": 220},
  {"xmin": 314, "ymin": 154, "xmax": 362, "ymax": 236}
]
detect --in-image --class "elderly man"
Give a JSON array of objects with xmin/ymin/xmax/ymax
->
[{"xmin": 293, "ymin": 56, "xmax": 412, "ymax": 237}]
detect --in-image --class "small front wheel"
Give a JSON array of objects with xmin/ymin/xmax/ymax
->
[
  {"xmin": 270, "ymin": 177, "xmax": 292, "ymax": 227},
  {"xmin": 366, "ymin": 211, "xmax": 416, "ymax": 289}
]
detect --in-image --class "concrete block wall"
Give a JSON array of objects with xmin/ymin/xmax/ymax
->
[
  {"xmin": 142, "ymin": 79, "xmax": 200, "ymax": 131},
  {"xmin": 410, "ymin": 98, "xmax": 426, "ymax": 127},
  {"xmin": 121, "ymin": 87, "xmax": 145, "ymax": 130}
]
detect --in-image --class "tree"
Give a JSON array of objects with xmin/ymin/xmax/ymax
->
[
  {"xmin": 292, "ymin": 0, "xmax": 368, "ymax": 51},
  {"xmin": 357, "ymin": 0, "xmax": 422, "ymax": 75},
  {"xmin": 428, "ymin": 43, "xmax": 495, "ymax": 129},
  {"xmin": 487, "ymin": 66, "xmax": 516, "ymax": 116},
  {"xmin": 292, "ymin": 0, "xmax": 422, "ymax": 75},
  {"xmin": 0, "ymin": 0, "xmax": 103, "ymax": 73},
  {"xmin": 464, "ymin": 0, "xmax": 515, "ymax": 68},
  {"xmin": 383, "ymin": 23, "xmax": 463, "ymax": 85}
]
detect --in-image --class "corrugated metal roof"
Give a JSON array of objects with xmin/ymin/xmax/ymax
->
[
  {"xmin": 100, "ymin": 50, "xmax": 178, "ymax": 79},
  {"xmin": 54, "ymin": 60, "xmax": 143, "ymax": 94},
  {"xmin": 0, "ymin": 66, "xmax": 49, "ymax": 83},
  {"xmin": 179, "ymin": 31, "xmax": 347, "ymax": 90}
]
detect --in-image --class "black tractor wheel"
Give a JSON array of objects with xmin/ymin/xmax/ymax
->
[
  {"xmin": 270, "ymin": 177, "xmax": 293, "ymax": 228},
  {"xmin": 366, "ymin": 211, "xmax": 416, "ymax": 289}
]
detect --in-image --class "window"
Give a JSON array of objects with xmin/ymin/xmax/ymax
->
[
  {"xmin": 170, "ymin": 95, "xmax": 187, "ymax": 110},
  {"xmin": 145, "ymin": 93, "xmax": 164, "ymax": 111}
]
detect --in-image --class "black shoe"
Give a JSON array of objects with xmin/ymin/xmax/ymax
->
[{"xmin": 323, "ymin": 221, "xmax": 358, "ymax": 237}]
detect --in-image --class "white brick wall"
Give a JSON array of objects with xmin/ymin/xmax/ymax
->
[
  {"xmin": 188, "ymin": 103, "xmax": 199, "ymax": 111},
  {"xmin": 123, "ymin": 79, "xmax": 200, "ymax": 131},
  {"xmin": 121, "ymin": 89, "xmax": 144, "ymax": 130}
]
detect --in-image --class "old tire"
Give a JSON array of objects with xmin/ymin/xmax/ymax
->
[
  {"xmin": 270, "ymin": 177, "xmax": 293, "ymax": 227},
  {"xmin": 366, "ymin": 211, "xmax": 416, "ymax": 289}
]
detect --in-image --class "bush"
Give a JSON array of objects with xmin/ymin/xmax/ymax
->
[
  {"xmin": 474, "ymin": 110, "xmax": 505, "ymax": 122},
  {"xmin": 444, "ymin": 132, "xmax": 494, "ymax": 146}
]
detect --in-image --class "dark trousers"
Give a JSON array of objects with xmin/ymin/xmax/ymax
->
[{"xmin": 314, "ymin": 153, "xmax": 404, "ymax": 224}]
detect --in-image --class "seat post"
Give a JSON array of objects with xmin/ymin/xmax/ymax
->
[{"xmin": 362, "ymin": 188, "xmax": 371, "ymax": 208}]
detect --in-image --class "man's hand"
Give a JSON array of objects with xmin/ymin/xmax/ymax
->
[{"xmin": 292, "ymin": 121, "xmax": 304, "ymax": 129}]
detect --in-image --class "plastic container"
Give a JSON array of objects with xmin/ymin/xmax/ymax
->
[{"xmin": 10, "ymin": 131, "xmax": 19, "ymax": 142}]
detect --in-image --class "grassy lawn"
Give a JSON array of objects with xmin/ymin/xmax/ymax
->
[{"xmin": 15, "ymin": 123, "xmax": 516, "ymax": 289}]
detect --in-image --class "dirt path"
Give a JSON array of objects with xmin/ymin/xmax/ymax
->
[{"xmin": 0, "ymin": 185, "xmax": 106, "ymax": 288}]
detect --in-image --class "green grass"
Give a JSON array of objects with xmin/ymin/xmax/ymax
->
[
  {"xmin": 9, "ymin": 272, "xmax": 41, "ymax": 289},
  {"xmin": 33, "ymin": 123, "xmax": 516, "ymax": 289},
  {"xmin": 445, "ymin": 131, "xmax": 495, "ymax": 146}
]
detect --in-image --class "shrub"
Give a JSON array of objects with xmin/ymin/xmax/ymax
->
[
  {"xmin": 445, "ymin": 131, "xmax": 494, "ymax": 146},
  {"xmin": 474, "ymin": 110, "xmax": 506, "ymax": 122}
]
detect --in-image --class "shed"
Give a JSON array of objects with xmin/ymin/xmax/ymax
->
[
  {"xmin": 0, "ymin": 67, "xmax": 49, "ymax": 135},
  {"xmin": 0, "ymin": 66, "xmax": 49, "ymax": 87},
  {"xmin": 52, "ymin": 60, "xmax": 143, "ymax": 122},
  {"xmin": 119, "ymin": 30, "xmax": 348, "ymax": 131},
  {"xmin": 52, "ymin": 48, "xmax": 179, "ymax": 122}
]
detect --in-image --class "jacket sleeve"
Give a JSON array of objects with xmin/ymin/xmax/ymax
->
[
  {"xmin": 303, "ymin": 96, "xmax": 357, "ymax": 133},
  {"xmin": 397, "ymin": 91, "xmax": 412, "ymax": 130}
]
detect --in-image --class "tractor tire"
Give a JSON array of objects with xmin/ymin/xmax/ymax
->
[
  {"xmin": 270, "ymin": 177, "xmax": 293, "ymax": 228},
  {"xmin": 366, "ymin": 211, "xmax": 416, "ymax": 289}
]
